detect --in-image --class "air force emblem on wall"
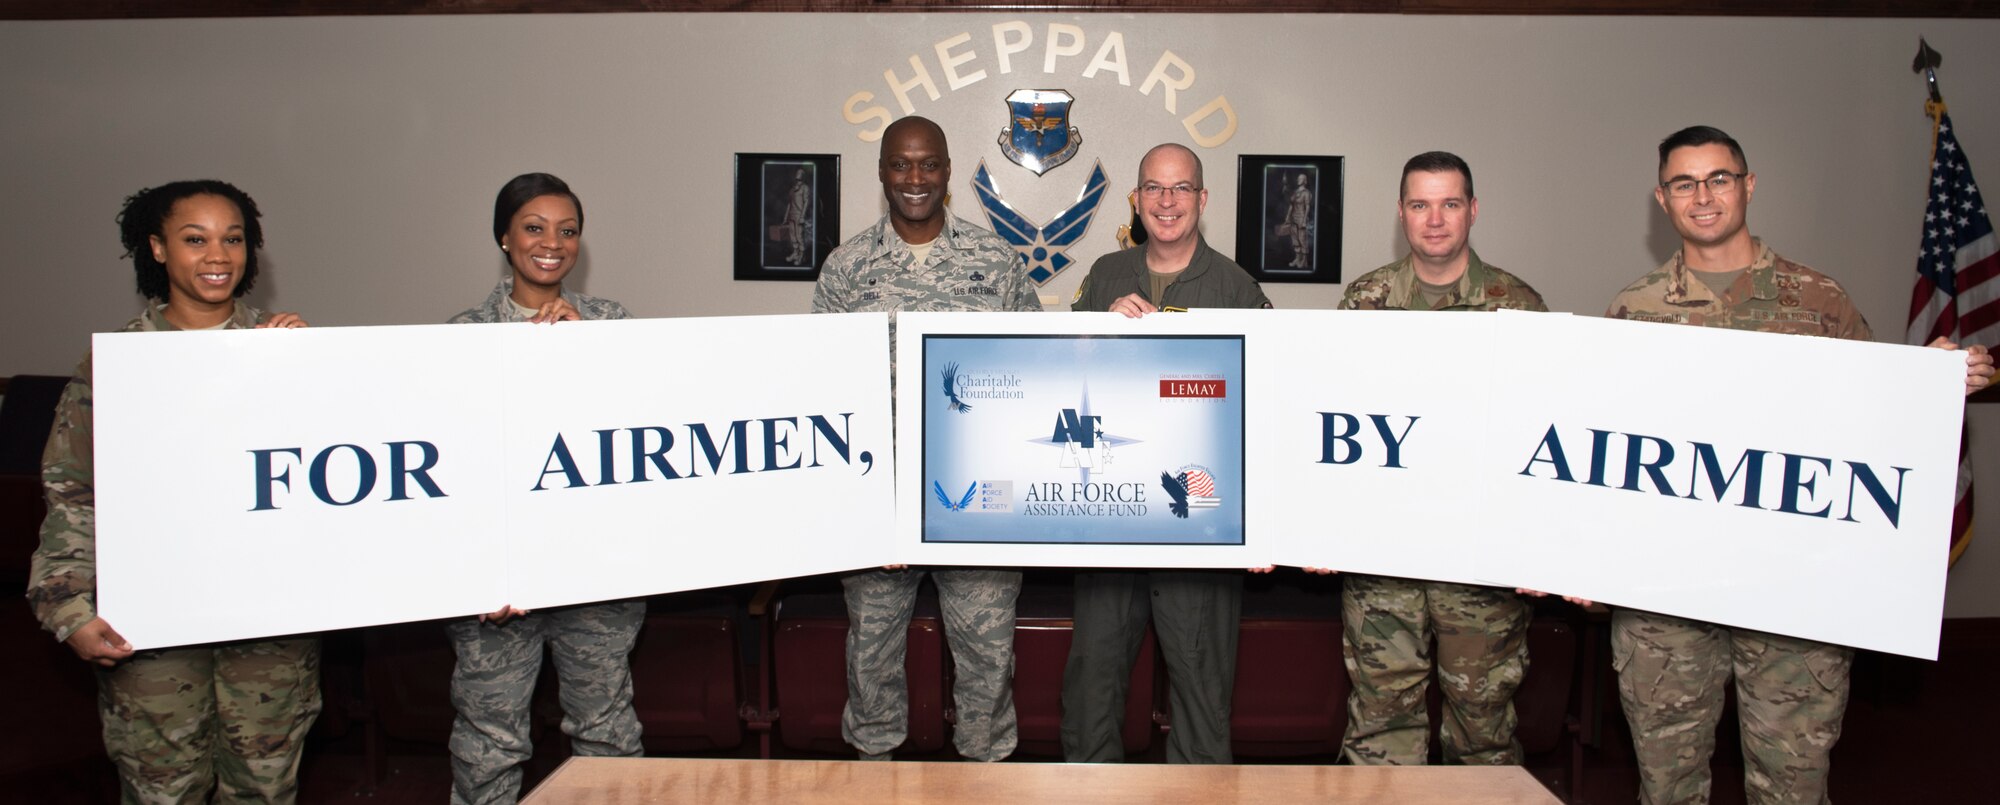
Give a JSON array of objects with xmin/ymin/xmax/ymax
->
[
  {"xmin": 973, "ymin": 159, "xmax": 1108, "ymax": 286},
  {"xmin": 999, "ymin": 89, "xmax": 1081, "ymax": 175}
]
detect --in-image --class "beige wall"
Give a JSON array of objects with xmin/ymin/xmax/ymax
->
[{"xmin": 8, "ymin": 12, "xmax": 2000, "ymax": 616}]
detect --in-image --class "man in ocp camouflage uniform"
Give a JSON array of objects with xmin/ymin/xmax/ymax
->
[
  {"xmin": 1330, "ymin": 151, "xmax": 1545, "ymax": 767},
  {"xmin": 1605, "ymin": 125, "xmax": 1993, "ymax": 804},
  {"xmin": 810, "ymin": 115, "xmax": 1038, "ymax": 762}
]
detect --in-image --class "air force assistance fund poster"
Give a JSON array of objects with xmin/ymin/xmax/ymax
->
[{"xmin": 898, "ymin": 312, "xmax": 1258, "ymax": 567}]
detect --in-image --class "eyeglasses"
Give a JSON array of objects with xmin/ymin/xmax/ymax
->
[
  {"xmin": 1138, "ymin": 183, "xmax": 1200, "ymax": 200},
  {"xmin": 1661, "ymin": 172, "xmax": 1746, "ymax": 198}
]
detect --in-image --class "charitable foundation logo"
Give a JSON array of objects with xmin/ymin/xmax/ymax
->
[
  {"xmin": 942, "ymin": 365, "xmax": 1027, "ymax": 413},
  {"xmin": 1159, "ymin": 464, "xmax": 1221, "ymax": 518}
]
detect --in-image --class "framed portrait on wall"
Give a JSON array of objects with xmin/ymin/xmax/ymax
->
[
  {"xmin": 734, "ymin": 153, "xmax": 840, "ymax": 281},
  {"xmin": 1233, "ymin": 155, "xmax": 1343, "ymax": 283}
]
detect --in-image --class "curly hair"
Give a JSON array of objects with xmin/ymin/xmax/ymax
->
[{"xmin": 117, "ymin": 180, "xmax": 263, "ymax": 301}]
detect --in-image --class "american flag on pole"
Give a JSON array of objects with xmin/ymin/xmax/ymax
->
[{"xmin": 1909, "ymin": 105, "xmax": 1996, "ymax": 565}]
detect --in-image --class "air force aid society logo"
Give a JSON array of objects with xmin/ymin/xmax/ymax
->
[
  {"xmin": 933, "ymin": 479, "xmax": 1014, "ymax": 514},
  {"xmin": 1159, "ymin": 464, "xmax": 1222, "ymax": 519}
]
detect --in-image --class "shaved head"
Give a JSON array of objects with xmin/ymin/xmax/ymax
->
[
  {"xmin": 881, "ymin": 116, "xmax": 948, "ymax": 159},
  {"xmin": 1138, "ymin": 143, "xmax": 1203, "ymax": 189}
]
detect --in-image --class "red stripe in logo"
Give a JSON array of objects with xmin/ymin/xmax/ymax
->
[{"xmin": 1159, "ymin": 380, "xmax": 1226, "ymax": 398}]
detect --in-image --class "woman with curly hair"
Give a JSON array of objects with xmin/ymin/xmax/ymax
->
[{"xmin": 28, "ymin": 180, "xmax": 320, "ymax": 803}]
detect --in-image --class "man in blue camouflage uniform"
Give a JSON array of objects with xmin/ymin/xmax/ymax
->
[
  {"xmin": 1606, "ymin": 126, "xmax": 1992, "ymax": 804},
  {"xmin": 445, "ymin": 174, "xmax": 644, "ymax": 805},
  {"xmin": 811, "ymin": 116, "xmax": 1038, "ymax": 762},
  {"xmin": 1328, "ymin": 152, "xmax": 1546, "ymax": 768}
]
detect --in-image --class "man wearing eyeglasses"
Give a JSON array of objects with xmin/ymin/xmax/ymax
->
[
  {"xmin": 1606, "ymin": 125, "xmax": 1992, "ymax": 803},
  {"xmin": 1069, "ymin": 143, "xmax": 1273, "ymax": 315},
  {"xmin": 1326, "ymin": 151, "xmax": 1546, "ymax": 769},
  {"xmin": 1061, "ymin": 143, "xmax": 1270, "ymax": 765}
]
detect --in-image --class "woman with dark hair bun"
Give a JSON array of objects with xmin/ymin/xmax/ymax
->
[
  {"xmin": 28, "ymin": 180, "xmax": 319, "ymax": 802},
  {"xmin": 444, "ymin": 172, "xmax": 643, "ymax": 805}
]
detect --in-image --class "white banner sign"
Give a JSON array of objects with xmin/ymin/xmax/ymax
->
[
  {"xmin": 1475, "ymin": 311, "xmax": 1962, "ymax": 660},
  {"xmin": 893, "ymin": 310, "xmax": 1963, "ymax": 659},
  {"xmin": 92, "ymin": 314, "xmax": 895, "ymax": 650},
  {"xmin": 93, "ymin": 311, "xmax": 1962, "ymax": 658}
]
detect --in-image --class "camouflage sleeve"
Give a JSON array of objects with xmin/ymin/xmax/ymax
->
[
  {"xmin": 447, "ymin": 306, "xmax": 489, "ymax": 325},
  {"xmin": 27, "ymin": 370, "xmax": 98, "ymax": 642},
  {"xmin": 1337, "ymin": 281, "xmax": 1375, "ymax": 311},
  {"xmin": 1602, "ymin": 290, "xmax": 1633, "ymax": 320},
  {"xmin": 811, "ymin": 248, "xmax": 856, "ymax": 314},
  {"xmin": 600, "ymin": 299, "xmax": 634, "ymax": 322},
  {"xmin": 1004, "ymin": 261, "xmax": 1042, "ymax": 312},
  {"xmin": 1831, "ymin": 293, "xmax": 1873, "ymax": 342},
  {"xmin": 1512, "ymin": 282, "xmax": 1550, "ymax": 313}
]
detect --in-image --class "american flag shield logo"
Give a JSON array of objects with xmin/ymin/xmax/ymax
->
[{"xmin": 1182, "ymin": 467, "xmax": 1221, "ymax": 509}]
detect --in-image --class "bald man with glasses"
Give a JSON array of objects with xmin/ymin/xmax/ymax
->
[{"xmin": 1061, "ymin": 143, "xmax": 1271, "ymax": 765}]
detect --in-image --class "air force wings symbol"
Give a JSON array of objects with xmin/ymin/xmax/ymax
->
[
  {"xmin": 973, "ymin": 160, "xmax": 1109, "ymax": 286},
  {"xmin": 999, "ymin": 89, "xmax": 1081, "ymax": 175},
  {"xmin": 934, "ymin": 481, "xmax": 977, "ymax": 512}
]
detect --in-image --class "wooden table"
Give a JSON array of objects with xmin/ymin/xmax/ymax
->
[{"xmin": 520, "ymin": 757, "xmax": 1563, "ymax": 804}]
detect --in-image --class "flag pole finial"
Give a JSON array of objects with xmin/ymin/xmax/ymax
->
[{"xmin": 1914, "ymin": 37, "xmax": 1944, "ymax": 105}]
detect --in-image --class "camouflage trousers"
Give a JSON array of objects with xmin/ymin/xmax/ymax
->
[
  {"xmin": 97, "ymin": 638, "xmax": 321, "ymax": 805},
  {"xmin": 841, "ymin": 567, "xmax": 1019, "ymax": 762},
  {"xmin": 1613, "ymin": 608, "xmax": 1852, "ymax": 805},
  {"xmin": 446, "ymin": 600, "xmax": 645, "ymax": 805},
  {"xmin": 1341, "ymin": 574, "xmax": 1528, "ymax": 766},
  {"xmin": 1062, "ymin": 570, "xmax": 1240, "ymax": 764}
]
